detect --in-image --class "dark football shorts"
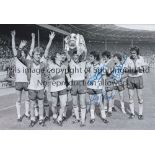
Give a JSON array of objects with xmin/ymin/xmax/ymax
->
[
  {"xmin": 105, "ymin": 78, "xmax": 114, "ymax": 92},
  {"xmin": 127, "ymin": 76, "xmax": 144, "ymax": 89},
  {"xmin": 15, "ymin": 82, "xmax": 28, "ymax": 91},
  {"xmin": 71, "ymin": 80, "xmax": 86, "ymax": 96},
  {"xmin": 87, "ymin": 88, "xmax": 102, "ymax": 95},
  {"xmin": 113, "ymin": 80, "xmax": 125, "ymax": 91},
  {"xmin": 28, "ymin": 89, "xmax": 44, "ymax": 101},
  {"xmin": 51, "ymin": 89, "xmax": 67, "ymax": 97}
]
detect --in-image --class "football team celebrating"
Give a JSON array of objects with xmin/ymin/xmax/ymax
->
[{"xmin": 11, "ymin": 30, "xmax": 148, "ymax": 127}]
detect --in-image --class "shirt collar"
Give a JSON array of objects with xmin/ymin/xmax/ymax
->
[{"xmin": 33, "ymin": 59, "xmax": 40, "ymax": 66}]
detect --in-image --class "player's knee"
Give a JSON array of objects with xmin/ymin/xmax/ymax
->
[
  {"xmin": 52, "ymin": 103, "xmax": 57, "ymax": 108},
  {"xmin": 90, "ymin": 104, "xmax": 95, "ymax": 110},
  {"xmin": 44, "ymin": 103, "xmax": 49, "ymax": 107},
  {"xmin": 25, "ymin": 96, "xmax": 29, "ymax": 102},
  {"xmin": 72, "ymin": 100, "xmax": 78, "ymax": 106},
  {"xmin": 25, "ymin": 100, "xmax": 30, "ymax": 104},
  {"xmin": 16, "ymin": 98, "xmax": 21, "ymax": 103},
  {"xmin": 80, "ymin": 98, "xmax": 86, "ymax": 106},
  {"xmin": 81, "ymin": 104, "xmax": 86, "ymax": 109},
  {"xmin": 129, "ymin": 95, "xmax": 134, "ymax": 100},
  {"xmin": 16, "ymin": 101, "xmax": 21, "ymax": 106},
  {"xmin": 138, "ymin": 99, "xmax": 143, "ymax": 104},
  {"xmin": 129, "ymin": 99, "xmax": 134, "ymax": 104},
  {"xmin": 60, "ymin": 102, "xmax": 66, "ymax": 109},
  {"xmin": 80, "ymin": 101, "xmax": 85, "ymax": 108},
  {"xmin": 38, "ymin": 102, "xmax": 43, "ymax": 108},
  {"xmin": 72, "ymin": 103, "xmax": 77, "ymax": 108},
  {"xmin": 30, "ymin": 100, "xmax": 36, "ymax": 107}
]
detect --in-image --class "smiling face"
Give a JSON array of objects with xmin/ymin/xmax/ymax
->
[
  {"xmin": 61, "ymin": 53, "xmax": 67, "ymax": 62},
  {"xmin": 113, "ymin": 56, "xmax": 119, "ymax": 64},
  {"xmin": 130, "ymin": 50, "xmax": 138, "ymax": 59},
  {"xmin": 33, "ymin": 51, "xmax": 41, "ymax": 62},
  {"xmin": 89, "ymin": 54, "xmax": 95, "ymax": 63},
  {"xmin": 55, "ymin": 53, "xmax": 62, "ymax": 62}
]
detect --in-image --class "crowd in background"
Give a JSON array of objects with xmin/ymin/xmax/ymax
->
[{"xmin": 0, "ymin": 34, "xmax": 155, "ymax": 80}]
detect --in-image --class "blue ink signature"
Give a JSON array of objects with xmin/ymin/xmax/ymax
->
[
  {"xmin": 90, "ymin": 91, "xmax": 114, "ymax": 105},
  {"xmin": 88, "ymin": 56, "xmax": 127, "ymax": 105},
  {"xmin": 87, "ymin": 64, "xmax": 106, "ymax": 86},
  {"xmin": 112, "ymin": 55, "xmax": 127, "ymax": 81},
  {"xmin": 88, "ymin": 55, "xmax": 127, "ymax": 85}
]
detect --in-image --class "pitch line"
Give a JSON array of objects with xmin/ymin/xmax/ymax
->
[{"xmin": 0, "ymin": 105, "xmax": 15, "ymax": 112}]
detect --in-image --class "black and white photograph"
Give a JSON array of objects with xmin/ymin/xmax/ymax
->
[
  {"xmin": 1, "ymin": 1, "xmax": 155, "ymax": 155},
  {"xmin": 0, "ymin": 24, "xmax": 154, "ymax": 130}
]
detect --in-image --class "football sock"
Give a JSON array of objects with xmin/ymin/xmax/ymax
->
[
  {"xmin": 129, "ymin": 103, "xmax": 135, "ymax": 114},
  {"xmin": 44, "ymin": 104, "xmax": 50, "ymax": 117},
  {"xmin": 73, "ymin": 106, "xmax": 80, "ymax": 120},
  {"xmin": 90, "ymin": 109, "xmax": 95, "ymax": 119},
  {"xmin": 35, "ymin": 107, "xmax": 39, "ymax": 117},
  {"xmin": 81, "ymin": 108, "xmax": 86, "ymax": 123},
  {"xmin": 108, "ymin": 99, "xmax": 113, "ymax": 112},
  {"xmin": 139, "ymin": 104, "xmax": 143, "ymax": 115},
  {"xmin": 120, "ymin": 101, "xmax": 125, "ymax": 110},
  {"xmin": 101, "ymin": 110, "xmax": 106, "ymax": 119},
  {"xmin": 16, "ymin": 101, "xmax": 21, "ymax": 119},
  {"xmin": 25, "ymin": 101, "xmax": 30, "ymax": 116},
  {"xmin": 38, "ymin": 101, "xmax": 44, "ymax": 121}
]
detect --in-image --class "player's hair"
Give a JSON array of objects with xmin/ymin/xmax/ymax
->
[
  {"xmin": 51, "ymin": 50, "xmax": 64, "ymax": 63},
  {"xmin": 130, "ymin": 46, "xmax": 140, "ymax": 55},
  {"xmin": 32, "ymin": 47, "xmax": 44, "ymax": 57},
  {"xmin": 101, "ymin": 50, "xmax": 111, "ymax": 59},
  {"xmin": 18, "ymin": 46, "xmax": 28, "ymax": 57},
  {"xmin": 90, "ymin": 51, "xmax": 100, "ymax": 61},
  {"xmin": 113, "ymin": 53, "xmax": 122, "ymax": 61}
]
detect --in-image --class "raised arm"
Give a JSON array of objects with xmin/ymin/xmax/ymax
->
[
  {"xmin": 29, "ymin": 33, "xmax": 35, "ymax": 57},
  {"xmin": 19, "ymin": 40, "xmax": 27, "ymax": 50},
  {"xmin": 11, "ymin": 30, "xmax": 17, "ymax": 56},
  {"xmin": 44, "ymin": 32, "xmax": 55, "ymax": 58}
]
